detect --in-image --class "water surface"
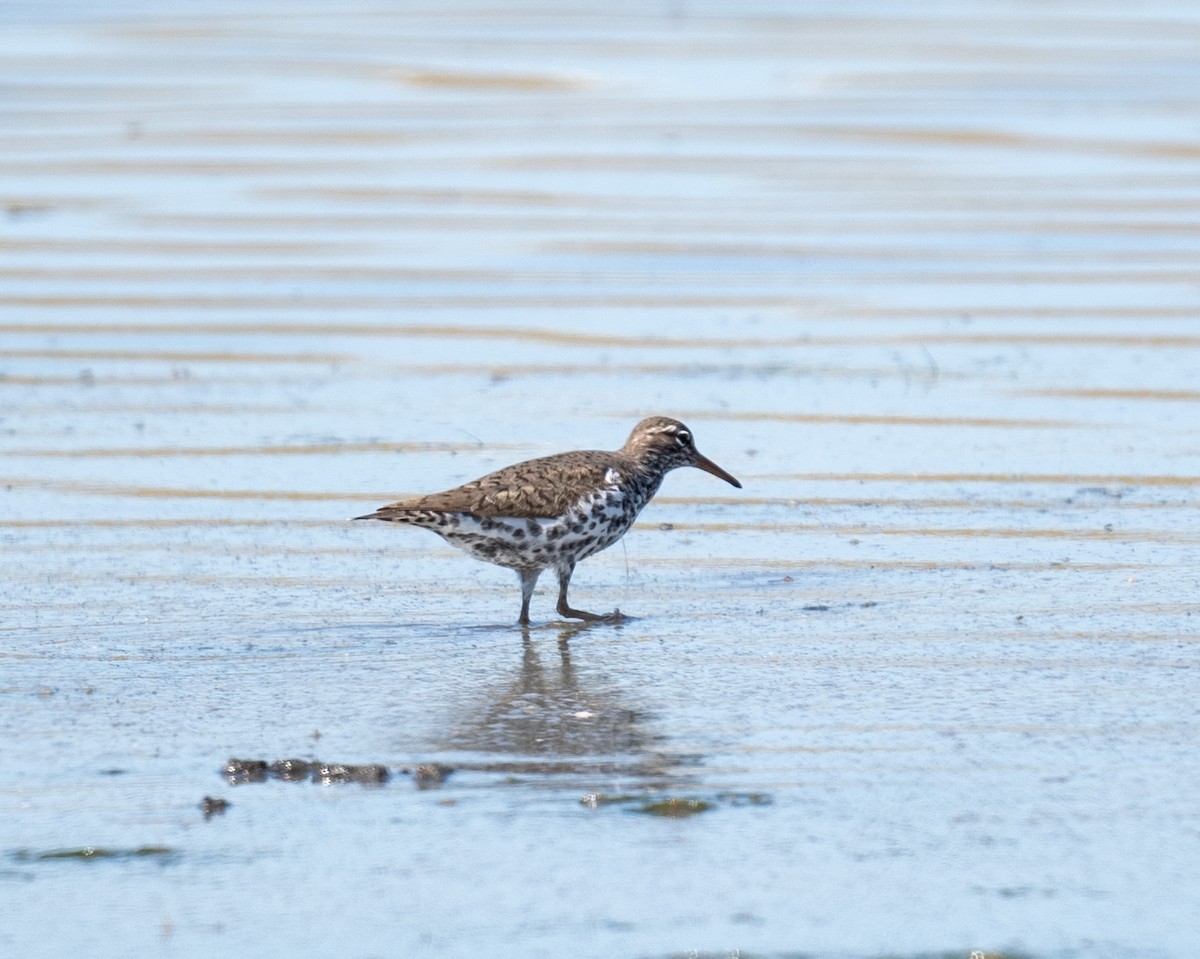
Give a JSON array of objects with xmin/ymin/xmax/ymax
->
[{"xmin": 2, "ymin": 2, "xmax": 1199, "ymax": 957}]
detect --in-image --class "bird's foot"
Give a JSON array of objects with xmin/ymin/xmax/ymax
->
[{"xmin": 557, "ymin": 604, "xmax": 624, "ymax": 624}]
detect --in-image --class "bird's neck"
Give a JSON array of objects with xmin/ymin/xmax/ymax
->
[{"xmin": 622, "ymin": 452, "xmax": 674, "ymax": 506}]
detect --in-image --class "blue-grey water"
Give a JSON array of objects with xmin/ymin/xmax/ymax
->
[{"xmin": 2, "ymin": 2, "xmax": 1199, "ymax": 957}]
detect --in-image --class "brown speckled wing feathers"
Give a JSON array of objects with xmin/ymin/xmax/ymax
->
[{"xmin": 365, "ymin": 451, "xmax": 620, "ymax": 520}]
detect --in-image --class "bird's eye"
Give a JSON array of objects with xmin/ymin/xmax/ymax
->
[{"xmin": 677, "ymin": 430, "xmax": 691, "ymax": 444}]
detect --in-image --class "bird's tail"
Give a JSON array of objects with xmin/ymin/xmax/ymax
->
[{"xmin": 352, "ymin": 507, "xmax": 418, "ymax": 523}]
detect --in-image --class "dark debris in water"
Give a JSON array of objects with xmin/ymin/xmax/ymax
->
[
  {"xmin": 716, "ymin": 791, "xmax": 773, "ymax": 807},
  {"xmin": 580, "ymin": 791, "xmax": 771, "ymax": 817},
  {"xmin": 1071, "ymin": 485, "xmax": 1129, "ymax": 500},
  {"xmin": 224, "ymin": 757, "xmax": 268, "ymax": 783},
  {"xmin": 223, "ymin": 757, "xmax": 448, "ymax": 788},
  {"xmin": 315, "ymin": 762, "xmax": 390, "ymax": 785},
  {"xmin": 799, "ymin": 600, "xmax": 880, "ymax": 612},
  {"xmin": 224, "ymin": 756, "xmax": 391, "ymax": 786},
  {"xmin": 269, "ymin": 758, "xmax": 312, "ymax": 781},
  {"xmin": 413, "ymin": 762, "xmax": 454, "ymax": 789},
  {"xmin": 15, "ymin": 846, "xmax": 175, "ymax": 862},
  {"xmin": 200, "ymin": 795, "xmax": 229, "ymax": 818}
]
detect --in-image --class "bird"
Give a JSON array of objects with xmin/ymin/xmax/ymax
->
[{"xmin": 353, "ymin": 416, "xmax": 741, "ymax": 625}]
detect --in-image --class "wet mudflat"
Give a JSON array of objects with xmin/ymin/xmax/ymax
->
[{"xmin": 2, "ymin": 1, "xmax": 1199, "ymax": 957}]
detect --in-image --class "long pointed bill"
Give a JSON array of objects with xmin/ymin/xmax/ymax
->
[{"xmin": 693, "ymin": 452, "xmax": 742, "ymax": 489}]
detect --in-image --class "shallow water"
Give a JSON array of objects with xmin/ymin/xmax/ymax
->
[{"xmin": 2, "ymin": 2, "xmax": 1199, "ymax": 957}]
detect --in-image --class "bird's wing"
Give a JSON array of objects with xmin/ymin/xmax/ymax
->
[{"xmin": 359, "ymin": 452, "xmax": 619, "ymax": 520}]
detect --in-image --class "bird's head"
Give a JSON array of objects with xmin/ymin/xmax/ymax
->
[{"xmin": 622, "ymin": 416, "xmax": 741, "ymax": 488}]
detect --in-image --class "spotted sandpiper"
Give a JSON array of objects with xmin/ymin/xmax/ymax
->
[{"xmin": 353, "ymin": 416, "xmax": 741, "ymax": 625}]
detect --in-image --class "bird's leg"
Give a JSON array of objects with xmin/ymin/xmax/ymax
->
[
  {"xmin": 555, "ymin": 561, "xmax": 622, "ymax": 622},
  {"xmin": 516, "ymin": 568, "xmax": 541, "ymax": 626}
]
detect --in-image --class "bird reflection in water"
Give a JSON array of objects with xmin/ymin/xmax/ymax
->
[{"xmin": 438, "ymin": 624, "xmax": 677, "ymax": 779}]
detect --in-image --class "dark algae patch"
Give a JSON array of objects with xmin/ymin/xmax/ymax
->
[
  {"xmin": 636, "ymin": 797, "xmax": 713, "ymax": 818},
  {"xmin": 581, "ymin": 792, "xmax": 769, "ymax": 816},
  {"xmin": 579, "ymin": 792, "xmax": 641, "ymax": 808}
]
